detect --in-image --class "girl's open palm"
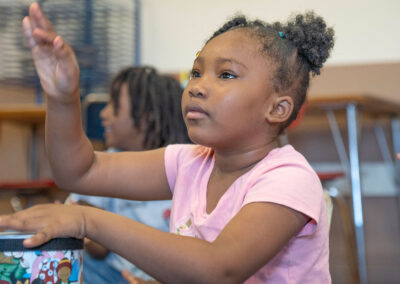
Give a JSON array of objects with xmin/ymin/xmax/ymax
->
[{"xmin": 22, "ymin": 3, "xmax": 79, "ymax": 102}]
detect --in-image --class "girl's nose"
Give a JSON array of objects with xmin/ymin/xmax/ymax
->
[
  {"xmin": 100, "ymin": 102, "xmax": 112, "ymax": 120},
  {"xmin": 188, "ymin": 79, "xmax": 208, "ymax": 98}
]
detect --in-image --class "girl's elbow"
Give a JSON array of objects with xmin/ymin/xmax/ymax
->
[
  {"xmin": 196, "ymin": 263, "xmax": 247, "ymax": 284},
  {"xmin": 52, "ymin": 174, "xmax": 85, "ymax": 193}
]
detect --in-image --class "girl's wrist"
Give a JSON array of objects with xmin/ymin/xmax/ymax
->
[
  {"xmin": 80, "ymin": 206, "xmax": 102, "ymax": 241},
  {"xmin": 46, "ymin": 89, "xmax": 80, "ymax": 106},
  {"xmin": 47, "ymin": 92, "xmax": 81, "ymax": 111}
]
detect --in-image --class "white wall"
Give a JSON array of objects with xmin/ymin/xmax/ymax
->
[{"xmin": 140, "ymin": 0, "xmax": 400, "ymax": 72}]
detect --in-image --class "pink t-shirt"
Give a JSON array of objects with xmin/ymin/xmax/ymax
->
[{"xmin": 165, "ymin": 144, "xmax": 330, "ymax": 283}]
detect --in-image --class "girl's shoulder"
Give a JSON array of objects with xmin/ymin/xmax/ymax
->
[
  {"xmin": 264, "ymin": 144, "xmax": 311, "ymax": 167},
  {"xmin": 255, "ymin": 144, "xmax": 319, "ymax": 182}
]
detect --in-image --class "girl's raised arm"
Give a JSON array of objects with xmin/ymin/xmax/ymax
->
[{"xmin": 23, "ymin": 3, "xmax": 170, "ymax": 200}]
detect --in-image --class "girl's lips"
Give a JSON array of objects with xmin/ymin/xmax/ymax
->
[{"xmin": 185, "ymin": 105, "xmax": 208, "ymax": 120}]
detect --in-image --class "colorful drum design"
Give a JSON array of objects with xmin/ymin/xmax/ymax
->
[{"xmin": 0, "ymin": 232, "xmax": 83, "ymax": 284}]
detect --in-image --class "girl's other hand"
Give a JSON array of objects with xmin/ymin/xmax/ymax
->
[
  {"xmin": 397, "ymin": 153, "xmax": 400, "ymax": 160},
  {"xmin": 22, "ymin": 2, "xmax": 80, "ymax": 102},
  {"xmin": 121, "ymin": 270, "xmax": 161, "ymax": 284},
  {"xmin": 84, "ymin": 238, "xmax": 110, "ymax": 259},
  {"xmin": 0, "ymin": 204, "xmax": 86, "ymax": 248}
]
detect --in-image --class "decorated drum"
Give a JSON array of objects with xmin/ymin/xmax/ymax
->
[{"xmin": 0, "ymin": 232, "xmax": 83, "ymax": 284}]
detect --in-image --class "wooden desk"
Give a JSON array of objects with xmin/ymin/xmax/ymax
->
[
  {"xmin": 307, "ymin": 94, "xmax": 400, "ymax": 115},
  {"xmin": 306, "ymin": 94, "xmax": 400, "ymax": 284},
  {"xmin": 0, "ymin": 104, "xmax": 46, "ymax": 123},
  {"xmin": 0, "ymin": 104, "xmax": 46, "ymax": 179}
]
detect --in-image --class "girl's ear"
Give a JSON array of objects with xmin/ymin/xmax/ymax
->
[{"xmin": 265, "ymin": 95, "xmax": 294, "ymax": 124}]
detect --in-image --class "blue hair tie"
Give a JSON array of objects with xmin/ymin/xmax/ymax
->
[{"xmin": 279, "ymin": 31, "xmax": 285, "ymax": 38}]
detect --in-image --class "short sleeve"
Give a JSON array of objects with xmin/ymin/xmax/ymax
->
[
  {"xmin": 164, "ymin": 144, "xmax": 184, "ymax": 194},
  {"xmin": 243, "ymin": 163, "xmax": 323, "ymax": 236},
  {"xmin": 164, "ymin": 144, "xmax": 211, "ymax": 195}
]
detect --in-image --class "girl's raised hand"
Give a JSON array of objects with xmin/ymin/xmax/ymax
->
[
  {"xmin": 22, "ymin": 3, "xmax": 80, "ymax": 102},
  {"xmin": 0, "ymin": 204, "xmax": 86, "ymax": 248}
]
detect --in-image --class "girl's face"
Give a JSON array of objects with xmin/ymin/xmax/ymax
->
[
  {"xmin": 182, "ymin": 29, "xmax": 276, "ymax": 150},
  {"xmin": 100, "ymin": 83, "xmax": 145, "ymax": 151}
]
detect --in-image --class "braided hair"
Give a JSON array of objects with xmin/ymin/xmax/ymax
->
[
  {"xmin": 208, "ymin": 11, "xmax": 334, "ymax": 129},
  {"xmin": 109, "ymin": 66, "xmax": 190, "ymax": 149}
]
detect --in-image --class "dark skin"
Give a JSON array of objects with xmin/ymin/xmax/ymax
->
[
  {"xmin": 73, "ymin": 200, "xmax": 109, "ymax": 259},
  {"xmin": 0, "ymin": 4, "xmax": 309, "ymax": 284}
]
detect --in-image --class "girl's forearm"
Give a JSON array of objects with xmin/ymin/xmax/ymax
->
[
  {"xmin": 46, "ymin": 95, "xmax": 95, "ymax": 190},
  {"xmin": 83, "ymin": 207, "xmax": 235, "ymax": 284}
]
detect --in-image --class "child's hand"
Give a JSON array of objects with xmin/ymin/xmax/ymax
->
[
  {"xmin": 121, "ymin": 270, "xmax": 161, "ymax": 284},
  {"xmin": 0, "ymin": 204, "xmax": 86, "ymax": 248},
  {"xmin": 22, "ymin": 3, "xmax": 80, "ymax": 102},
  {"xmin": 397, "ymin": 153, "xmax": 400, "ymax": 160},
  {"xmin": 84, "ymin": 238, "xmax": 110, "ymax": 259}
]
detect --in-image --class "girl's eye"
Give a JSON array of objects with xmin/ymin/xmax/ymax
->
[
  {"xmin": 189, "ymin": 70, "xmax": 201, "ymax": 80},
  {"xmin": 220, "ymin": 72, "xmax": 236, "ymax": 79}
]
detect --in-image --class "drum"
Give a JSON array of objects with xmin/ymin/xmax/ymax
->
[{"xmin": 0, "ymin": 232, "xmax": 83, "ymax": 284}]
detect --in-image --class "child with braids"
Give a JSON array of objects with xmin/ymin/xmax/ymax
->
[
  {"xmin": 66, "ymin": 66, "xmax": 189, "ymax": 284},
  {"xmin": 0, "ymin": 3, "xmax": 335, "ymax": 283}
]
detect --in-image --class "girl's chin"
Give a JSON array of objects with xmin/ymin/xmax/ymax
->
[{"xmin": 187, "ymin": 133, "xmax": 211, "ymax": 147}]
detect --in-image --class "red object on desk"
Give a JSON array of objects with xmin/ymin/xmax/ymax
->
[
  {"xmin": 0, "ymin": 179, "xmax": 55, "ymax": 189},
  {"xmin": 317, "ymin": 172, "xmax": 344, "ymax": 182}
]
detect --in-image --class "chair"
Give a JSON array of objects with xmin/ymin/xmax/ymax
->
[
  {"xmin": 282, "ymin": 105, "xmax": 360, "ymax": 284},
  {"xmin": 81, "ymin": 93, "xmax": 109, "ymax": 141}
]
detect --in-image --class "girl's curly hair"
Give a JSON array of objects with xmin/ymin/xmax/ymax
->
[{"xmin": 208, "ymin": 11, "xmax": 335, "ymax": 129}]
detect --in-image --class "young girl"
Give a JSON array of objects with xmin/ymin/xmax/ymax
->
[{"xmin": 0, "ymin": 3, "xmax": 334, "ymax": 283}]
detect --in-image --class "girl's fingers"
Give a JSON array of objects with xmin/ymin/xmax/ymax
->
[
  {"xmin": 121, "ymin": 270, "xmax": 139, "ymax": 284},
  {"xmin": 22, "ymin": 17, "xmax": 36, "ymax": 48},
  {"xmin": 30, "ymin": 2, "xmax": 54, "ymax": 32},
  {"xmin": 0, "ymin": 212, "xmax": 44, "ymax": 233},
  {"xmin": 32, "ymin": 28, "xmax": 57, "ymax": 46},
  {"xmin": 25, "ymin": 3, "xmax": 57, "ymax": 48},
  {"xmin": 0, "ymin": 213, "xmax": 29, "ymax": 231},
  {"xmin": 23, "ymin": 230, "xmax": 53, "ymax": 248},
  {"xmin": 53, "ymin": 37, "xmax": 80, "ymax": 84}
]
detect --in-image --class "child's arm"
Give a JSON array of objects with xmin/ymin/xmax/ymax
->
[
  {"xmin": 23, "ymin": 3, "xmax": 170, "ymax": 201},
  {"xmin": 0, "ymin": 202, "xmax": 307, "ymax": 284}
]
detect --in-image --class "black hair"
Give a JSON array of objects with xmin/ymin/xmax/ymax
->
[
  {"xmin": 208, "ymin": 11, "xmax": 334, "ymax": 130},
  {"xmin": 109, "ymin": 66, "xmax": 190, "ymax": 149}
]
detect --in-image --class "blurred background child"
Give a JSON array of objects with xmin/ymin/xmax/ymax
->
[{"xmin": 67, "ymin": 66, "xmax": 189, "ymax": 284}]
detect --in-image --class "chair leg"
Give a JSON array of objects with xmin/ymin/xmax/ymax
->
[{"xmin": 332, "ymin": 193, "xmax": 360, "ymax": 284}]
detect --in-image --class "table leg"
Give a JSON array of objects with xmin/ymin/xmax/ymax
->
[
  {"xmin": 326, "ymin": 110, "xmax": 350, "ymax": 176},
  {"xmin": 29, "ymin": 124, "xmax": 38, "ymax": 179},
  {"xmin": 391, "ymin": 116, "xmax": 400, "ymax": 218},
  {"xmin": 347, "ymin": 103, "xmax": 368, "ymax": 284}
]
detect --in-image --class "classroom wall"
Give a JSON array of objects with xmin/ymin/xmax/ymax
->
[{"xmin": 140, "ymin": 0, "xmax": 400, "ymax": 72}]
